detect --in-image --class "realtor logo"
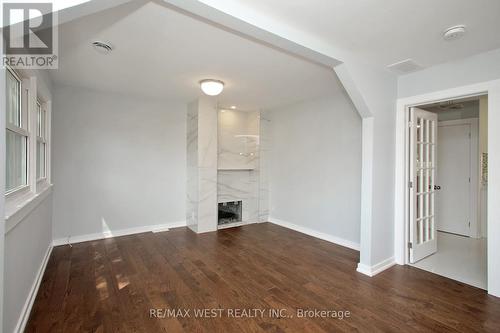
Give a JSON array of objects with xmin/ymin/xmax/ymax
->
[{"xmin": 2, "ymin": 2, "xmax": 58, "ymax": 69}]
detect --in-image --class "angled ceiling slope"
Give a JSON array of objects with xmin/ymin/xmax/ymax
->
[
  {"xmin": 203, "ymin": 0, "xmax": 500, "ymax": 70},
  {"xmin": 50, "ymin": 0, "xmax": 343, "ymax": 110}
]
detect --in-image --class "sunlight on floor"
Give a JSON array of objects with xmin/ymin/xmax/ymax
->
[
  {"xmin": 115, "ymin": 273, "xmax": 130, "ymax": 290},
  {"xmin": 95, "ymin": 276, "xmax": 109, "ymax": 300},
  {"xmin": 101, "ymin": 218, "xmax": 113, "ymax": 238}
]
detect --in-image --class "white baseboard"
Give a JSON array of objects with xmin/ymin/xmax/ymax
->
[
  {"xmin": 268, "ymin": 217, "xmax": 360, "ymax": 251},
  {"xmin": 15, "ymin": 244, "xmax": 53, "ymax": 333},
  {"xmin": 356, "ymin": 257, "xmax": 396, "ymax": 277},
  {"xmin": 52, "ymin": 221, "xmax": 187, "ymax": 246}
]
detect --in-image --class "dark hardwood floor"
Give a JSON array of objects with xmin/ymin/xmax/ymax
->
[{"xmin": 26, "ymin": 223, "xmax": 500, "ymax": 332}]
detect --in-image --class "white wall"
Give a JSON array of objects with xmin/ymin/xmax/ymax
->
[
  {"xmin": 336, "ymin": 61, "xmax": 398, "ymax": 269},
  {"xmin": 396, "ymin": 49, "xmax": 500, "ymax": 296},
  {"xmin": 52, "ymin": 86, "xmax": 187, "ymax": 241},
  {"xmin": 2, "ymin": 68, "xmax": 54, "ymax": 333},
  {"xmin": 399, "ymin": 48, "xmax": 500, "ymax": 98},
  {"xmin": 268, "ymin": 94, "xmax": 362, "ymax": 246},
  {"xmin": 0, "ymin": 65, "xmax": 6, "ymax": 333},
  {"xmin": 3, "ymin": 194, "xmax": 52, "ymax": 333}
]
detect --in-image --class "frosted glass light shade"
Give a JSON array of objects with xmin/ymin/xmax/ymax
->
[{"xmin": 200, "ymin": 79, "xmax": 224, "ymax": 96}]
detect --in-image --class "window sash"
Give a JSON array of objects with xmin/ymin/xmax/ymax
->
[
  {"xmin": 36, "ymin": 100, "xmax": 47, "ymax": 140},
  {"xmin": 5, "ymin": 68, "xmax": 29, "ymax": 194},
  {"xmin": 6, "ymin": 68, "xmax": 21, "ymax": 128},
  {"xmin": 6, "ymin": 129, "xmax": 28, "ymax": 193},
  {"xmin": 36, "ymin": 139, "xmax": 47, "ymax": 180},
  {"xmin": 5, "ymin": 69, "xmax": 51, "ymax": 198}
]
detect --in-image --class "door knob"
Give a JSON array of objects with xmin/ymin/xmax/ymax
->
[{"xmin": 434, "ymin": 185, "xmax": 441, "ymax": 190}]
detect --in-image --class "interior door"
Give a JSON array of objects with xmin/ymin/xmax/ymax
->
[
  {"xmin": 436, "ymin": 122, "xmax": 471, "ymax": 236},
  {"xmin": 409, "ymin": 108, "xmax": 438, "ymax": 263}
]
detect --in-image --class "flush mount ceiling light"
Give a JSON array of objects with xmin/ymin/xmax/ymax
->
[
  {"xmin": 443, "ymin": 25, "xmax": 466, "ymax": 41},
  {"xmin": 200, "ymin": 79, "xmax": 224, "ymax": 96},
  {"xmin": 92, "ymin": 41, "xmax": 113, "ymax": 54}
]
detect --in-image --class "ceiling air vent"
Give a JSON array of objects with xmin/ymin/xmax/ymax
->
[
  {"xmin": 92, "ymin": 41, "xmax": 113, "ymax": 54},
  {"xmin": 439, "ymin": 102, "xmax": 464, "ymax": 110},
  {"xmin": 386, "ymin": 59, "xmax": 423, "ymax": 74}
]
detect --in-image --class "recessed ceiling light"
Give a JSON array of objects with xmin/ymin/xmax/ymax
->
[
  {"xmin": 200, "ymin": 79, "xmax": 224, "ymax": 96},
  {"xmin": 92, "ymin": 41, "xmax": 113, "ymax": 54},
  {"xmin": 230, "ymin": 106, "xmax": 236, "ymax": 109},
  {"xmin": 443, "ymin": 25, "xmax": 466, "ymax": 41}
]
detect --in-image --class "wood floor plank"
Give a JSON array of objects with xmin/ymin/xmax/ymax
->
[{"xmin": 25, "ymin": 223, "xmax": 500, "ymax": 332}]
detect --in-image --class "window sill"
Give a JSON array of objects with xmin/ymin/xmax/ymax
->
[{"xmin": 5, "ymin": 183, "xmax": 53, "ymax": 234}]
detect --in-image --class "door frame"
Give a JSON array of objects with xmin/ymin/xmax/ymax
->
[
  {"xmin": 437, "ymin": 118, "xmax": 479, "ymax": 238},
  {"xmin": 408, "ymin": 108, "xmax": 438, "ymax": 263},
  {"xmin": 394, "ymin": 79, "xmax": 500, "ymax": 297}
]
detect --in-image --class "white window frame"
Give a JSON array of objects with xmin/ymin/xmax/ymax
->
[
  {"xmin": 36, "ymin": 99, "xmax": 48, "ymax": 182},
  {"xmin": 5, "ymin": 67, "xmax": 29, "ymax": 197},
  {"xmin": 4, "ymin": 68, "xmax": 53, "ymax": 230}
]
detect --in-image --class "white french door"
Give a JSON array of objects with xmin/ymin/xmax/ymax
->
[{"xmin": 409, "ymin": 108, "xmax": 438, "ymax": 263}]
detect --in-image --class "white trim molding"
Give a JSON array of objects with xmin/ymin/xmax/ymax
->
[
  {"xmin": 356, "ymin": 257, "xmax": 396, "ymax": 277},
  {"xmin": 395, "ymin": 78, "xmax": 500, "ymax": 297},
  {"xmin": 52, "ymin": 221, "xmax": 187, "ymax": 246},
  {"xmin": 5, "ymin": 185, "xmax": 53, "ymax": 234},
  {"xmin": 14, "ymin": 245, "xmax": 53, "ymax": 333},
  {"xmin": 269, "ymin": 217, "xmax": 360, "ymax": 251}
]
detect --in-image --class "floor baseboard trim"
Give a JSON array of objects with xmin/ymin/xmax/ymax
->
[
  {"xmin": 268, "ymin": 217, "xmax": 360, "ymax": 251},
  {"xmin": 15, "ymin": 244, "xmax": 53, "ymax": 333},
  {"xmin": 52, "ymin": 221, "xmax": 187, "ymax": 246},
  {"xmin": 357, "ymin": 257, "xmax": 396, "ymax": 277}
]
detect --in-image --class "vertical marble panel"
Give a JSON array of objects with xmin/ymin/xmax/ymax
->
[
  {"xmin": 186, "ymin": 101, "xmax": 199, "ymax": 230},
  {"xmin": 198, "ymin": 98, "xmax": 218, "ymax": 169},
  {"xmin": 186, "ymin": 98, "xmax": 218, "ymax": 233},
  {"xmin": 187, "ymin": 101, "xmax": 198, "ymax": 168},
  {"xmin": 197, "ymin": 167, "xmax": 218, "ymax": 232},
  {"xmin": 217, "ymin": 110, "xmax": 260, "ymax": 225},
  {"xmin": 218, "ymin": 110, "xmax": 259, "ymax": 170},
  {"xmin": 258, "ymin": 111, "xmax": 271, "ymax": 222}
]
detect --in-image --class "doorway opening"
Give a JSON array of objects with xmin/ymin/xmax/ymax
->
[{"xmin": 407, "ymin": 95, "xmax": 488, "ymax": 289}]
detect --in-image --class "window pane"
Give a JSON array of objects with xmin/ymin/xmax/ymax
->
[
  {"xmin": 7, "ymin": 70, "xmax": 21, "ymax": 127},
  {"xmin": 37, "ymin": 103, "xmax": 41, "ymax": 137},
  {"xmin": 43, "ymin": 143, "xmax": 46, "ymax": 177},
  {"xmin": 37, "ymin": 141, "xmax": 46, "ymax": 179},
  {"xmin": 36, "ymin": 103, "xmax": 46, "ymax": 139},
  {"xmin": 36, "ymin": 142, "xmax": 40, "ymax": 179},
  {"xmin": 6, "ymin": 130, "xmax": 27, "ymax": 191},
  {"xmin": 42, "ymin": 109, "xmax": 46, "ymax": 139}
]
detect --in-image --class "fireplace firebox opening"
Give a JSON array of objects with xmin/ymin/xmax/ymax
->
[{"xmin": 218, "ymin": 201, "xmax": 242, "ymax": 225}]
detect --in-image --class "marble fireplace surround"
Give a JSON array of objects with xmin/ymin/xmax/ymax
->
[
  {"xmin": 217, "ymin": 109, "xmax": 260, "ymax": 227},
  {"xmin": 186, "ymin": 98, "xmax": 269, "ymax": 233}
]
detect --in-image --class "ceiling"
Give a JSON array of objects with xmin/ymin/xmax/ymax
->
[
  {"xmin": 421, "ymin": 97, "xmax": 480, "ymax": 113},
  {"xmin": 216, "ymin": 0, "xmax": 500, "ymax": 70},
  {"xmin": 50, "ymin": 1, "xmax": 341, "ymax": 109}
]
